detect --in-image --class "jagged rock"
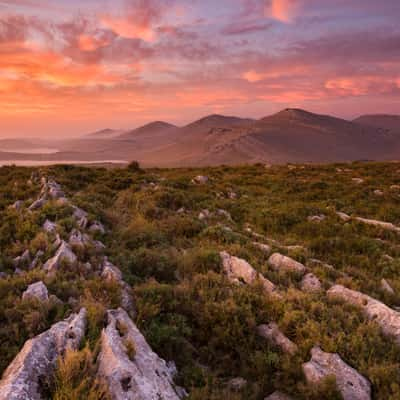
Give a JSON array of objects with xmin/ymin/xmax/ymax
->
[
  {"xmin": 257, "ymin": 323, "xmax": 298, "ymax": 355},
  {"xmin": 308, "ymin": 215, "xmax": 326, "ymax": 223},
  {"xmin": 337, "ymin": 211, "xmax": 351, "ymax": 222},
  {"xmin": 10, "ymin": 200, "xmax": 23, "ymax": 211},
  {"xmin": 227, "ymin": 377, "xmax": 247, "ymax": 391},
  {"xmin": 390, "ymin": 185, "xmax": 400, "ymax": 190},
  {"xmin": 22, "ymin": 281, "xmax": 49, "ymax": 302},
  {"xmin": 102, "ymin": 258, "xmax": 123, "ymax": 282},
  {"xmin": 72, "ymin": 206, "xmax": 88, "ymax": 221},
  {"xmin": 28, "ymin": 196, "xmax": 47, "ymax": 211},
  {"xmin": 217, "ymin": 209, "xmax": 232, "ymax": 220},
  {"xmin": 354, "ymin": 217, "xmax": 400, "ymax": 233},
  {"xmin": 198, "ymin": 209, "xmax": 212, "ymax": 221},
  {"xmin": 77, "ymin": 216, "xmax": 88, "ymax": 229},
  {"xmin": 0, "ymin": 308, "xmax": 87, "ymax": 400},
  {"xmin": 89, "ymin": 221, "xmax": 106, "ymax": 234},
  {"xmin": 328, "ymin": 285, "xmax": 400, "ymax": 345},
  {"xmin": 43, "ymin": 241, "xmax": 77, "ymax": 274},
  {"xmin": 177, "ymin": 207, "xmax": 186, "ymax": 214},
  {"xmin": 374, "ymin": 189, "xmax": 384, "ymax": 196},
  {"xmin": 302, "ymin": 346, "xmax": 371, "ymax": 400},
  {"xmin": 301, "ymin": 273, "xmax": 322, "ymax": 292},
  {"xmin": 352, "ymin": 178, "xmax": 364, "ymax": 184},
  {"xmin": 52, "ymin": 233, "xmax": 62, "ymax": 250},
  {"xmin": 69, "ymin": 229, "xmax": 91, "ymax": 250},
  {"xmin": 268, "ymin": 253, "xmax": 306, "ymax": 275},
  {"xmin": 13, "ymin": 250, "xmax": 31, "ymax": 268},
  {"xmin": 381, "ymin": 279, "xmax": 395, "ymax": 295},
  {"xmin": 264, "ymin": 391, "xmax": 294, "ymax": 400},
  {"xmin": 97, "ymin": 308, "xmax": 185, "ymax": 400},
  {"xmin": 48, "ymin": 185, "xmax": 64, "ymax": 200},
  {"xmin": 93, "ymin": 240, "xmax": 106, "ymax": 252},
  {"xmin": 192, "ymin": 175, "xmax": 208, "ymax": 184},
  {"xmin": 220, "ymin": 251, "xmax": 276, "ymax": 295},
  {"xmin": 253, "ymin": 242, "xmax": 272, "ymax": 255},
  {"xmin": 43, "ymin": 219, "xmax": 57, "ymax": 234}
]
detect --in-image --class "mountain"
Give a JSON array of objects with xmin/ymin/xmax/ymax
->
[
  {"xmin": 183, "ymin": 114, "xmax": 254, "ymax": 130},
  {"xmin": 353, "ymin": 114, "xmax": 400, "ymax": 132},
  {"xmin": 85, "ymin": 128, "xmax": 123, "ymax": 139},
  {"xmin": 117, "ymin": 121, "xmax": 177, "ymax": 141}
]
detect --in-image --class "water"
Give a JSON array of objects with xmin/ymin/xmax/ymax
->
[{"xmin": 0, "ymin": 160, "xmax": 127, "ymax": 167}]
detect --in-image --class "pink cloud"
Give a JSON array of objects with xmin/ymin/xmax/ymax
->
[{"xmin": 265, "ymin": 0, "xmax": 300, "ymax": 22}]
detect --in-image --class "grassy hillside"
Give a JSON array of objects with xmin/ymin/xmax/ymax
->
[{"xmin": 1, "ymin": 162, "xmax": 400, "ymax": 399}]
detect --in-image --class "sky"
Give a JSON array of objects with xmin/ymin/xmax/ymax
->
[{"xmin": 1, "ymin": 0, "xmax": 400, "ymax": 138}]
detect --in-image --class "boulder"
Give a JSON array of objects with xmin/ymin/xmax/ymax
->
[
  {"xmin": 0, "ymin": 308, "xmax": 87, "ymax": 400},
  {"xmin": 374, "ymin": 190, "xmax": 384, "ymax": 196},
  {"xmin": 264, "ymin": 391, "xmax": 294, "ymax": 400},
  {"xmin": 192, "ymin": 175, "xmax": 208, "ymax": 184},
  {"xmin": 72, "ymin": 206, "xmax": 88, "ymax": 221},
  {"xmin": 268, "ymin": 253, "xmax": 306, "ymax": 275},
  {"xmin": 227, "ymin": 377, "xmax": 247, "ymax": 391},
  {"xmin": 97, "ymin": 308, "xmax": 185, "ymax": 400},
  {"xmin": 89, "ymin": 221, "xmax": 106, "ymax": 234},
  {"xmin": 10, "ymin": 200, "xmax": 23, "ymax": 211},
  {"xmin": 302, "ymin": 346, "xmax": 371, "ymax": 400},
  {"xmin": 28, "ymin": 196, "xmax": 47, "ymax": 211},
  {"xmin": 22, "ymin": 281, "xmax": 49, "ymax": 302},
  {"xmin": 328, "ymin": 285, "xmax": 400, "ymax": 345},
  {"xmin": 308, "ymin": 215, "xmax": 326, "ymax": 223},
  {"xmin": 257, "ymin": 323, "xmax": 298, "ymax": 355},
  {"xmin": 217, "ymin": 209, "xmax": 232, "ymax": 220},
  {"xmin": 43, "ymin": 241, "xmax": 77, "ymax": 274},
  {"xmin": 102, "ymin": 258, "xmax": 123, "ymax": 282},
  {"xmin": 253, "ymin": 242, "xmax": 272, "ymax": 255},
  {"xmin": 381, "ymin": 278, "xmax": 395, "ymax": 295},
  {"xmin": 352, "ymin": 178, "xmax": 364, "ymax": 184},
  {"xmin": 220, "ymin": 251, "xmax": 276, "ymax": 295},
  {"xmin": 300, "ymin": 273, "xmax": 322, "ymax": 293},
  {"xmin": 43, "ymin": 219, "xmax": 57, "ymax": 234},
  {"xmin": 337, "ymin": 211, "xmax": 351, "ymax": 222},
  {"xmin": 69, "ymin": 229, "xmax": 91, "ymax": 250},
  {"xmin": 198, "ymin": 209, "xmax": 212, "ymax": 221},
  {"xmin": 354, "ymin": 217, "xmax": 400, "ymax": 233}
]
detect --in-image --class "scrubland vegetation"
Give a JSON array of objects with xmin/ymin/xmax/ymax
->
[{"xmin": 1, "ymin": 162, "xmax": 400, "ymax": 399}]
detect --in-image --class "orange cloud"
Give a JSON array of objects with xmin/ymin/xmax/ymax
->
[
  {"xmin": 78, "ymin": 34, "xmax": 110, "ymax": 52},
  {"xmin": 100, "ymin": 16, "xmax": 156, "ymax": 42},
  {"xmin": 266, "ymin": 0, "xmax": 299, "ymax": 22}
]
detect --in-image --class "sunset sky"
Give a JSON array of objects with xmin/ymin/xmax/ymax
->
[{"xmin": 1, "ymin": 0, "xmax": 400, "ymax": 137}]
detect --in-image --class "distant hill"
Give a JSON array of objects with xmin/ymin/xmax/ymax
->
[
  {"xmin": 85, "ymin": 129, "xmax": 123, "ymax": 139},
  {"xmin": 2, "ymin": 109, "xmax": 400, "ymax": 166},
  {"xmin": 353, "ymin": 114, "xmax": 400, "ymax": 132}
]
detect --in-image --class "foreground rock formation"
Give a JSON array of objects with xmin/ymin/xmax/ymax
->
[
  {"xmin": 328, "ymin": 285, "xmax": 400, "ymax": 345},
  {"xmin": 0, "ymin": 308, "xmax": 87, "ymax": 400},
  {"xmin": 257, "ymin": 323, "xmax": 298, "ymax": 355},
  {"xmin": 98, "ymin": 308, "xmax": 185, "ymax": 400},
  {"xmin": 303, "ymin": 346, "xmax": 371, "ymax": 400},
  {"xmin": 268, "ymin": 253, "xmax": 306, "ymax": 275}
]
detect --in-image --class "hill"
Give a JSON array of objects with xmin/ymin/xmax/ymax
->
[{"xmin": 354, "ymin": 114, "xmax": 400, "ymax": 132}]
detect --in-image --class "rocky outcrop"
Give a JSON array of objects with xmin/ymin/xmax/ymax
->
[
  {"xmin": 28, "ymin": 195, "xmax": 47, "ymax": 211},
  {"xmin": 300, "ymin": 273, "xmax": 322, "ymax": 293},
  {"xmin": 13, "ymin": 250, "xmax": 31, "ymax": 268},
  {"xmin": 268, "ymin": 253, "xmax": 306, "ymax": 275},
  {"xmin": 89, "ymin": 221, "xmax": 106, "ymax": 234},
  {"xmin": 198, "ymin": 209, "xmax": 211, "ymax": 221},
  {"xmin": 328, "ymin": 285, "xmax": 400, "ymax": 345},
  {"xmin": 43, "ymin": 241, "xmax": 77, "ymax": 274},
  {"xmin": 257, "ymin": 323, "xmax": 298, "ymax": 355},
  {"xmin": 10, "ymin": 200, "xmax": 23, "ymax": 211},
  {"xmin": 302, "ymin": 346, "xmax": 371, "ymax": 400},
  {"xmin": 253, "ymin": 242, "xmax": 272, "ymax": 255},
  {"xmin": 22, "ymin": 281, "xmax": 48, "ymax": 302},
  {"xmin": 264, "ymin": 391, "xmax": 294, "ymax": 400},
  {"xmin": 97, "ymin": 308, "xmax": 185, "ymax": 400},
  {"xmin": 337, "ymin": 211, "xmax": 351, "ymax": 222},
  {"xmin": 192, "ymin": 175, "xmax": 208, "ymax": 184},
  {"xmin": 354, "ymin": 217, "xmax": 400, "ymax": 233},
  {"xmin": 69, "ymin": 229, "xmax": 91, "ymax": 250},
  {"xmin": 220, "ymin": 251, "xmax": 276, "ymax": 295},
  {"xmin": 381, "ymin": 279, "xmax": 395, "ymax": 295},
  {"xmin": 0, "ymin": 308, "xmax": 87, "ymax": 400},
  {"xmin": 43, "ymin": 220, "xmax": 57, "ymax": 234}
]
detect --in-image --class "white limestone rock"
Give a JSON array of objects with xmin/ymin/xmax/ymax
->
[
  {"xmin": 300, "ymin": 273, "xmax": 322, "ymax": 293},
  {"xmin": 89, "ymin": 221, "xmax": 106, "ymax": 234},
  {"xmin": 97, "ymin": 308, "xmax": 185, "ymax": 400},
  {"xmin": 43, "ymin": 219, "xmax": 57, "ymax": 234},
  {"xmin": 257, "ymin": 323, "xmax": 298, "ymax": 355},
  {"xmin": 22, "ymin": 281, "xmax": 48, "ymax": 302},
  {"xmin": 43, "ymin": 241, "xmax": 77, "ymax": 274},
  {"xmin": 354, "ymin": 217, "xmax": 400, "ymax": 233},
  {"xmin": 302, "ymin": 346, "xmax": 371, "ymax": 400},
  {"xmin": 192, "ymin": 175, "xmax": 209, "ymax": 184},
  {"xmin": 0, "ymin": 308, "xmax": 87, "ymax": 400},
  {"xmin": 381, "ymin": 278, "xmax": 395, "ymax": 295},
  {"xmin": 268, "ymin": 253, "xmax": 306, "ymax": 275},
  {"xmin": 253, "ymin": 242, "xmax": 272, "ymax": 255}
]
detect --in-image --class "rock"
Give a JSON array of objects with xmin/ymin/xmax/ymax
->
[
  {"xmin": 352, "ymin": 178, "xmax": 364, "ymax": 184},
  {"xmin": 22, "ymin": 281, "xmax": 49, "ymax": 302},
  {"xmin": 337, "ymin": 211, "xmax": 351, "ymax": 222},
  {"xmin": 220, "ymin": 251, "xmax": 276, "ymax": 295},
  {"xmin": 89, "ymin": 221, "xmax": 106, "ymax": 234},
  {"xmin": 354, "ymin": 217, "xmax": 400, "ymax": 233},
  {"xmin": 253, "ymin": 242, "xmax": 272, "ymax": 255},
  {"xmin": 192, "ymin": 175, "xmax": 209, "ymax": 184},
  {"xmin": 328, "ymin": 285, "xmax": 400, "ymax": 345},
  {"xmin": 268, "ymin": 253, "xmax": 306, "ymax": 275},
  {"xmin": 13, "ymin": 250, "xmax": 31, "ymax": 268},
  {"xmin": 227, "ymin": 190, "xmax": 237, "ymax": 200},
  {"xmin": 307, "ymin": 258, "xmax": 334, "ymax": 270},
  {"xmin": 300, "ymin": 273, "xmax": 322, "ymax": 292},
  {"xmin": 390, "ymin": 185, "xmax": 400, "ymax": 190},
  {"xmin": 257, "ymin": 323, "xmax": 298, "ymax": 355},
  {"xmin": 217, "ymin": 209, "xmax": 232, "ymax": 220},
  {"xmin": 52, "ymin": 233, "xmax": 62, "ymax": 250},
  {"xmin": 77, "ymin": 216, "xmax": 88, "ymax": 229},
  {"xmin": 72, "ymin": 206, "xmax": 88, "ymax": 221},
  {"xmin": 28, "ymin": 196, "xmax": 47, "ymax": 211},
  {"xmin": 264, "ymin": 391, "xmax": 294, "ymax": 400},
  {"xmin": 102, "ymin": 258, "xmax": 123, "ymax": 282},
  {"xmin": 177, "ymin": 207, "xmax": 186, "ymax": 214},
  {"xmin": 43, "ymin": 219, "xmax": 57, "ymax": 234},
  {"xmin": 302, "ymin": 346, "xmax": 371, "ymax": 400},
  {"xmin": 381, "ymin": 278, "xmax": 395, "ymax": 295},
  {"xmin": 0, "ymin": 308, "xmax": 87, "ymax": 400},
  {"xmin": 381, "ymin": 254, "xmax": 394, "ymax": 263},
  {"xmin": 10, "ymin": 200, "xmax": 23, "ymax": 211},
  {"xmin": 374, "ymin": 190, "xmax": 384, "ymax": 196},
  {"xmin": 69, "ymin": 229, "xmax": 91, "ymax": 250},
  {"xmin": 227, "ymin": 377, "xmax": 247, "ymax": 391},
  {"xmin": 198, "ymin": 209, "xmax": 212, "ymax": 221},
  {"xmin": 43, "ymin": 241, "xmax": 77, "ymax": 274},
  {"xmin": 0, "ymin": 272, "xmax": 8, "ymax": 279},
  {"xmin": 308, "ymin": 215, "xmax": 326, "ymax": 223},
  {"xmin": 97, "ymin": 308, "xmax": 185, "ymax": 400}
]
